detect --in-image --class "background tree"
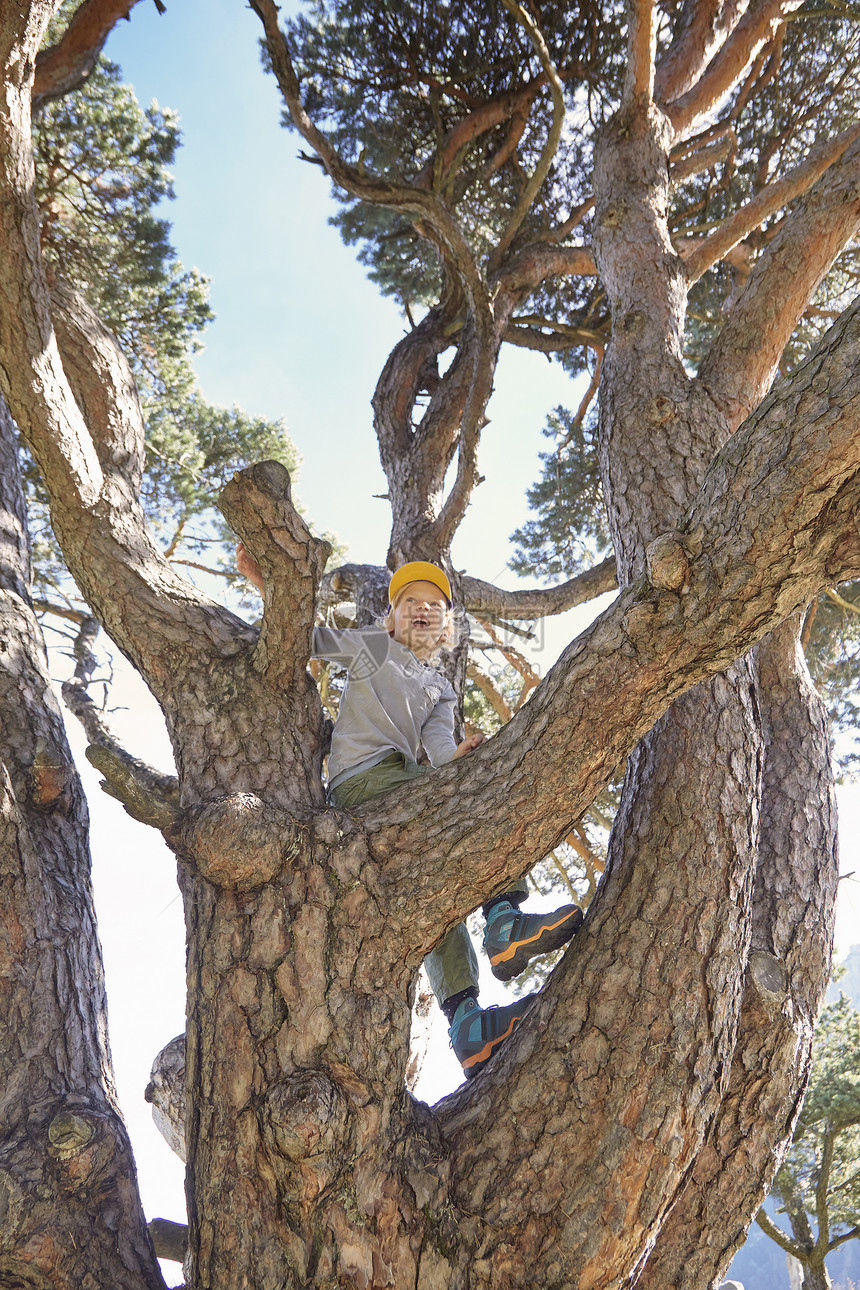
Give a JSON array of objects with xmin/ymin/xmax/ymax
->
[
  {"xmin": 29, "ymin": 13, "xmax": 310, "ymax": 624},
  {"xmin": 1, "ymin": 4, "xmax": 860, "ymax": 1290},
  {"xmin": 756, "ymin": 996, "xmax": 860, "ymax": 1290}
]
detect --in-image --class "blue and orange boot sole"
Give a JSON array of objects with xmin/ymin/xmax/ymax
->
[
  {"xmin": 486, "ymin": 904, "xmax": 583, "ymax": 982},
  {"xmin": 450, "ymin": 997, "xmax": 535, "ymax": 1079}
]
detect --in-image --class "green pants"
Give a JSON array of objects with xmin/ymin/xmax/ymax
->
[{"xmin": 330, "ymin": 752, "xmax": 528, "ymax": 1004}]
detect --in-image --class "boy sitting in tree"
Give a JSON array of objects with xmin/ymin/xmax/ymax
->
[{"xmin": 237, "ymin": 548, "xmax": 582, "ymax": 1077}]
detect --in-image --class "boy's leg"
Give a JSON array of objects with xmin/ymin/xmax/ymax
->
[
  {"xmin": 425, "ymin": 924, "xmax": 535, "ymax": 1081},
  {"xmin": 329, "ymin": 752, "xmax": 427, "ymax": 809},
  {"xmin": 424, "ymin": 923, "xmax": 480, "ymax": 1005},
  {"xmin": 483, "ymin": 892, "xmax": 583, "ymax": 982},
  {"xmin": 331, "ymin": 761, "xmax": 535, "ymax": 1078}
]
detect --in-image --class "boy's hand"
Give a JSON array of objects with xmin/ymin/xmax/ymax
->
[
  {"xmin": 452, "ymin": 733, "xmax": 485, "ymax": 760},
  {"xmin": 236, "ymin": 542, "xmax": 264, "ymax": 593}
]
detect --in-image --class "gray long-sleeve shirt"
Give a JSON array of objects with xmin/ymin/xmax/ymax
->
[{"xmin": 312, "ymin": 625, "xmax": 458, "ymax": 789}]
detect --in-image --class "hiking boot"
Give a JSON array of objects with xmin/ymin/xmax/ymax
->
[
  {"xmin": 483, "ymin": 901, "xmax": 583, "ymax": 982},
  {"xmin": 448, "ymin": 995, "xmax": 534, "ymax": 1079}
]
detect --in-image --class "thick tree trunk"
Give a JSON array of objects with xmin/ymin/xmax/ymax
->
[
  {"xmin": 592, "ymin": 98, "xmax": 839, "ymax": 1286},
  {"xmin": 801, "ymin": 1264, "xmax": 832, "ymax": 1290},
  {"xmin": 0, "ymin": 400, "xmax": 164, "ymax": 1289},
  {"xmin": 638, "ymin": 619, "xmax": 838, "ymax": 1288}
]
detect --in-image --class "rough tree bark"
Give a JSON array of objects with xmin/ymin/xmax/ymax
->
[
  {"xmin": 2, "ymin": 0, "xmax": 860, "ymax": 1288},
  {"xmin": 0, "ymin": 398, "xmax": 165, "ymax": 1288}
]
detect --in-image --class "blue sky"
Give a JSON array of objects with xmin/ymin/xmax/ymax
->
[{"xmin": 52, "ymin": 4, "xmax": 860, "ymax": 1283}]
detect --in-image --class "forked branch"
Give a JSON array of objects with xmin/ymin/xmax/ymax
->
[
  {"xmin": 698, "ymin": 130, "xmax": 860, "ymax": 427},
  {"xmin": 755, "ymin": 1206, "xmax": 804, "ymax": 1258},
  {"xmin": 665, "ymin": 0, "xmax": 804, "ymax": 136},
  {"xmin": 683, "ymin": 121, "xmax": 860, "ymax": 283},
  {"xmin": 655, "ymin": 0, "xmax": 742, "ymax": 104}
]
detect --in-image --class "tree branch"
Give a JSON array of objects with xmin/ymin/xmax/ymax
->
[
  {"xmin": 493, "ymin": 0, "xmax": 566, "ymax": 262},
  {"xmin": 655, "ymin": 0, "xmax": 745, "ymax": 104},
  {"xmin": 494, "ymin": 242, "xmax": 597, "ymax": 299},
  {"xmin": 0, "ymin": 37, "xmax": 104, "ymax": 515},
  {"xmin": 86, "ymin": 744, "xmax": 179, "ymax": 830},
  {"xmin": 697, "ymin": 129, "xmax": 860, "ymax": 429},
  {"xmin": 148, "ymin": 1218, "xmax": 187, "ymax": 1264},
  {"xmin": 828, "ymin": 1223, "xmax": 860, "ymax": 1252},
  {"xmin": 60, "ymin": 613, "xmax": 181, "ymax": 829},
  {"xmin": 33, "ymin": 0, "xmax": 146, "ymax": 110},
  {"xmin": 362, "ymin": 298, "xmax": 860, "ymax": 941},
  {"xmin": 32, "ymin": 596, "xmax": 88, "ymax": 623},
  {"xmin": 756, "ymin": 1206, "xmax": 805, "ymax": 1258},
  {"xmin": 664, "ymin": 0, "xmax": 804, "ymax": 137},
  {"xmin": 0, "ymin": 60, "xmax": 252, "ymax": 700},
  {"xmin": 683, "ymin": 121, "xmax": 860, "ymax": 283},
  {"xmin": 503, "ymin": 319, "xmax": 605, "ymax": 354},
  {"xmin": 670, "ymin": 132, "xmax": 734, "ymax": 184},
  {"xmin": 460, "ymin": 558, "xmax": 617, "ymax": 619},
  {"xmin": 50, "ymin": 276, "xmax": 146, "ymax": 494},
  {"xmin": 413, "ymin": 81, "xmax": 540, "ymax": 190},
  {"xmin": 0, "ymin": 325, "xmax": 166, "ymax": 1289},
  {"xmin": 476, "ymin": 617, "xmax": 542, "ymax": 707},
  {"xmin": 623, "ymin": 0, "xmax": 656, "ymax": 108},
  {"xmin": 431, "ymin": 311, "xmax": 499, "ymax": 553},
  {"xmin": 372, "ymin": 300, "xmax": 459, "ymax": 468},
  {"xmin": 249, "ymin": 0, "xmax": 487, "ymax": 306},
  {"xmin": 318, "ymin": 558, "xmax": 619, "ymax": 624},
  {"xmin": 219, "ymin": 462, "xmax": 330, "ymax": 694},
  {"xmin": 466, "ymin": 660, "xmax": 513, "ymax": 723}
]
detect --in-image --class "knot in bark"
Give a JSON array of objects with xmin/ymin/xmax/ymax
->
[
  {"xmin": 647, "ymin": 395, "xmax": 676, "ymax": 425},
  {"xmin": 43, "ymin": 1107, "xmax": 121, "ymax": 1191},
  {"xmin": 748, "ymin": 950, "xmax": 788, "ymax": 1004},
  {"xmin": 646, "ymin": 533, "xmax": 690, "ymax": 592},
  {"xmin": 598, "ymin": 198, "xmax": 628, "ymax": 228},
  {"xmin": 47, "ymin": 1111, "xmax": 95, "ymax": 1157},
  {"xmin": 177, "ymin": 793, "xmax": 300, "ymax": 890},
  {"xmin": 264, "ymin": 1073, "xmax": 350, "ymax": 1187}
]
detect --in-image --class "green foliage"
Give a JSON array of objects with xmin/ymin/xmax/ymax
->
[
  {"xmin": 803, "ymin": 589, "xmax": 860, "ymax": 774},
  {"xmin": 280, "ymin": 0, "xmax": 860, "ymax": 614},
  {"xmin": 27, "ymin": 53, "xmax": 323, "ymax": 613},
  {"xmin": 773, "ymin": 996, "xmax": 860, "ymax": 1239},
  {"xmin": 795, "ymin": 997, "xmax": 860, "ymax": 1138},
  {"xmin": 34, "ymin": 58, "xmax": 213, "ymax": 399},
  {"xmin": 280, "ymin": 0, "xmax": 624, "ymax": 312},
  {"xmin": 509, "ymin": 403, "xmax": 610, "ymax": 580}
]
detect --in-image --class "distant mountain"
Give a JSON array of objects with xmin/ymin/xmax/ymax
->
[{"xmin": 827, "ymin": 942, "xmax": 860, "ymax": 1009}]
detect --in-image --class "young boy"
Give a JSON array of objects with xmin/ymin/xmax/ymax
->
[{"xmin": 237, "ymin": 548, "xmax": 582, "ymax": 1077}]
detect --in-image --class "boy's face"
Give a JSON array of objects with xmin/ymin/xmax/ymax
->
[{"xmin": 390, "ymin": 580, "xmax": 450, "ymax": 655}]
